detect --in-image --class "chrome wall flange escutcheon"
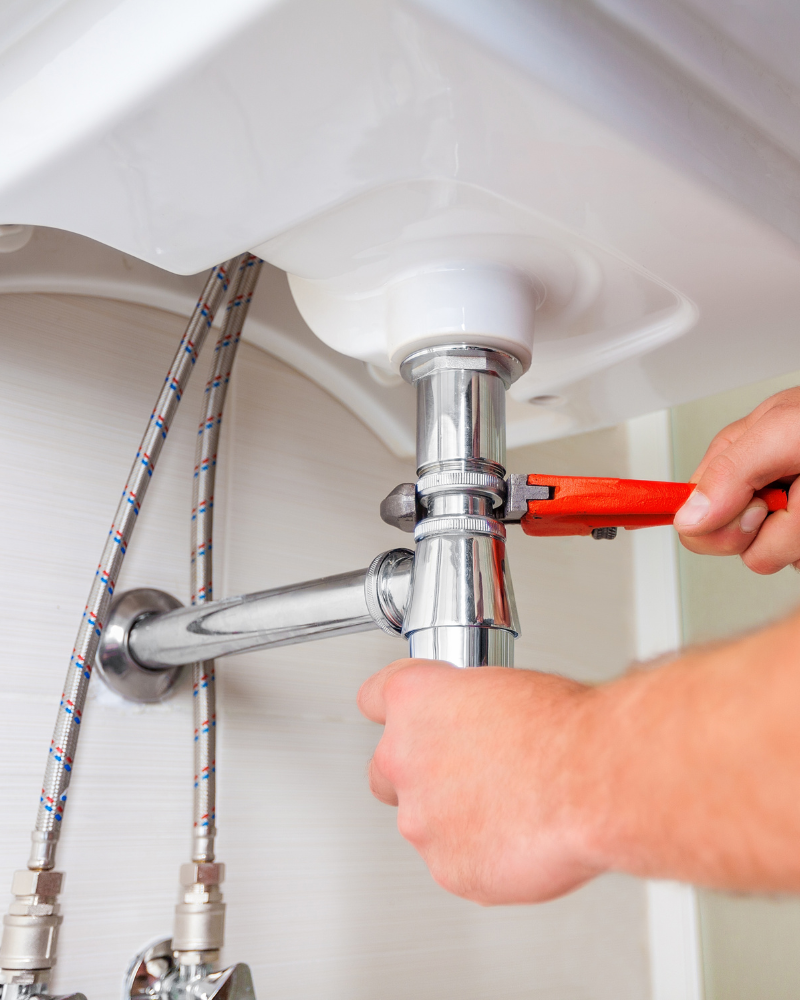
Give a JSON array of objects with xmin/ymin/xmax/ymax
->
[{"xmin": 95, "ymin": 588, "xmax": 185, "ymax": 704}]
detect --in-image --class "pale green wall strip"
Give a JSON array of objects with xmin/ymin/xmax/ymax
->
[{"xmin": 670, "ymin": 372, "xmax": 800, "ymax": 1000}]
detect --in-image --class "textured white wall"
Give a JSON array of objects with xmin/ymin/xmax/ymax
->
[{"xmin": 0, "ymin": 291, "xmax": 648, "ymax": 999}]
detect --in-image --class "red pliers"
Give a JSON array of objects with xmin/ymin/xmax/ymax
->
[{"xmin": 506, "ymin": 475, "xmax": 789, "ymax": 538}]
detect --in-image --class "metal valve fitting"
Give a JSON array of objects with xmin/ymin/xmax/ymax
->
[
  {"xmin": 0, "ymin": 872, "xmax": 84, "ymax": 1000},
  {"xmin": 127, "ymin": 863, "xmax": 254, "ymax": 1000},
  {"xmin": 172, "ymin": 864, "xmax": 226, "ymax": 965},
  {"xmin": 0, "ymin": 871, "xmax": 63, "ymax": 978}
]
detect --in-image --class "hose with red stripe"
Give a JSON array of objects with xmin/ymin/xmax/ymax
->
[
  {"xmin": 29, "ymin": 257, "xmax": 242, "ymax": 871},
  {"xmin": 190, "ymin": 254, "xmax": 262, "ymax": 864}
]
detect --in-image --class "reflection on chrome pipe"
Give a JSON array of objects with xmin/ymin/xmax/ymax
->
[
  {"xmin": 400, "ymin": 345, "xmax": 523, "ymax": 668},
  {"xmin": 413, "ymin": 356, "xmax": 508, "ymax": 476},
  {"xmin": 127, "ymin": 549, "xmax": 413, "ymax": 670},
  {"xmin": 403, "ymin": 530, "xmax": 518, "ymax": 634},
  {"xmin": 404, "ymin": 526, "xmax": 519, "ymax": 667},
  {"xmin": 408, "ymin": 626, "xmax": 515, "ymax": 667}
]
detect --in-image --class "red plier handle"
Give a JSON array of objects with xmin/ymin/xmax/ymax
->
[{"xmin": 519, "ymin": 475, "xmax": 789, "ymax": 537}]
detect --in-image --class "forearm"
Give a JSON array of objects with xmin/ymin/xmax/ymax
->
[{"xmin": 573, "ymin": 609, "xmax": 800, "ymax": 890}]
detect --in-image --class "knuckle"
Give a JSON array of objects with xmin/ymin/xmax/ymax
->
[
  {"xmin": 372, "ymin": 739, "xmax": 396, "ymax": 781},
  {"xmin": 754, "ymin": 388, "xmax": 800, "ymax": 420},
  {"xmin": 707, "ymin": 426, "xmax": 740, "ymax": 454},
  {"xmin": 383, "ymin": 663, "xmax": 429, "ymax": 705},
  {"xmin": 766, "ymin": 393, "xmax": 800, "ymax": 416},
  {"xmin": 368, "ymin": 757, "xmax": 396, "ymax": 805},
  {"xmin": 760, "ymin": 401, "xmax": 800, "ymax": 443},
  {"xmin": 367, "ymin": 756, "xmax": 380, "ymax": 790},
  {"xmin": 705, "ymin": 451, "xmax": 740, "ymax": 486},
  {"xmin": 382, "ymin": 668, "xmax": 412, "ymax": 703},
  {"xmin": 355, "ymin": 683, "xmax": 370, "ymax": 715},
  {"xmin": 373, "ymin": 734, "xmax": 413, "ymax": 791},
  {"xmin": 397, "ymin": 807, "xmax": 427, "ymax": 847}
]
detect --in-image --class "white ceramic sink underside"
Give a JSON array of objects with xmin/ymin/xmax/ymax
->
[{"xmin": 2, "ymin": 0, "xmax": 800, "ymax": 452}]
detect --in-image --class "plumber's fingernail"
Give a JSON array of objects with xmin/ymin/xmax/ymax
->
[
  {"xmin": 740, "ymin": 504, "xmax": 768, "ymax": 534},
  {"xmin": 674, "ymin": 490, "xmax": 711, "ymax": 528}
]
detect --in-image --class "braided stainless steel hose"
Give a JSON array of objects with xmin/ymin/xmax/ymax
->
[
  {"xmin": 190, "ymin": 255, "xmax": 262, "ymax": 864},
  {"xmin": 28, "ymin": 258, "xmax": 243, "ymax": 872}
]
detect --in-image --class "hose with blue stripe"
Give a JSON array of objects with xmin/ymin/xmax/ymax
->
[
  {"xmin": 29, "ymin": 256, "xmax": 243, "ymax": 871},
  {"xmin": 190, "ymin": 254, "xmax": 262, "ymax": 864}
]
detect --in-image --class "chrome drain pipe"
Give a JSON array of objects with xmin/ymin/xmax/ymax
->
[
  {"xmin": 399, "ymin": 346, "xmax": 522, "ymax": 668},
  {"xmin": 96, "ymin": 549, "xmax": 413, "ymax": 697}
]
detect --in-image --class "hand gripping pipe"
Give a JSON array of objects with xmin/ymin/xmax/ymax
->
[
  {"xmin": 0, "ymin": 258, "xmax": 241, "ymax": 995},
  {"xmin": 400, "ymin": 345, "xmax": 522, "ymax": 668}
]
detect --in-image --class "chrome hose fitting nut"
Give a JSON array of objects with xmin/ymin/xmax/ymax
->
[
  {"xmin": 172, "ymin": 864, "xmax": 226, "ymax": 960},
  {"xmin": 0, "ymin": 871, "xmax": 64, "ymax": 975},
  {"xmin": 179, "ymin": 864, "xmax": 224, "ymax": 888}
]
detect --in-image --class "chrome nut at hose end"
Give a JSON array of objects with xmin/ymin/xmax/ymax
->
[
  {"xmin": 179, "ymin": 864, "xmax": 224, "ymax": 888},
  {"xmin": 172, "ymin": 864, "xmax": 226, "ymax": 964}
]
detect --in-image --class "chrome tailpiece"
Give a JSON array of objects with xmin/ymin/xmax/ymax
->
[{"xmin": 399, "ymin": 345, "xmax": 523, "ymax": 668}]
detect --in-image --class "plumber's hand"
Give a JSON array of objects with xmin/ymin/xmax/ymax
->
[
  {"xmin": 674, "ymin": 387, "xmax": 800, "ymax": 573},
  {"xmin": 358, "ymin": 658, "xmax": 603, "ymax": 905}
]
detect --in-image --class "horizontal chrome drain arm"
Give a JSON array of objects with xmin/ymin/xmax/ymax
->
[{"xmin": 96, "ymin": 548, "xmax": 413, "ymax": 701}]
